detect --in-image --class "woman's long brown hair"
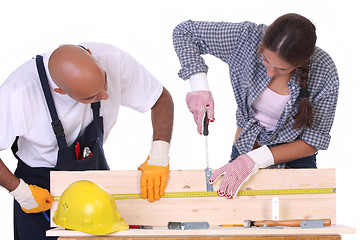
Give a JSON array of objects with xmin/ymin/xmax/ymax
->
[{"xmin": 259, "ymin": 13, "xmax": 317, "ymax": 129}]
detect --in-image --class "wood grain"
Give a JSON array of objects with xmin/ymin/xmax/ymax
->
[{"xmin": 47, "ymin": 169, "xmax": 348, "ymax": 237}]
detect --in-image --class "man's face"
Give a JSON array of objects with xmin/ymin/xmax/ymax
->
[
  {"xmin": 67, "ymin": 70, "xmax": 109, "ymax": 104},
  {"xmin": 65, "ymin": 69, "xmax": 109, "ymax": 104}
]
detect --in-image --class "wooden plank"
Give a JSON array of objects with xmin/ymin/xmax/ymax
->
[
  {"xmin": 57, "ymin": 235, "xmax": 342, "ymax": 240},
  {"xmin": 50, "ymin": 169, "xmax": 336, "ymax": 229},
  {"xmin": 48, "ymin": 224, "xmax": 356, "ymax": 237},
  {"xmin": 50, "ymin": 169, "xmax": 336, "ymax": 196}
]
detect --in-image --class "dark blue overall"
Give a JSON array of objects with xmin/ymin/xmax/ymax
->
[{"xmin": 11, "ymin": 55, "xmax": 110, "ymax": 240}]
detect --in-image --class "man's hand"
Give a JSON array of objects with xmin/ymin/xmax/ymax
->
[
  {"xmin": 209, "ymin": 146, "xmax": 274, "ymax": 199},
  {"xmin": 10, "ymin": 179, "xmax": 54, "ymax": 213},
  {"xmin": 185, "ymin": 91, "xmax": 214, "ymax": 134},
  {"xmin": 138, "ymin": 159, "xmax": 169, "ymax": 202}
]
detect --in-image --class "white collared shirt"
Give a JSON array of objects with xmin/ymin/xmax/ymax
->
[{"xmin": 0, "ymin": 42, "xmax": 163, "ymax": 168}]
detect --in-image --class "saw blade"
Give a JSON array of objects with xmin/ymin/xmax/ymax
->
[{"xmin": 203, "ymin": 109, "xmax": 213, "ymax": 191}]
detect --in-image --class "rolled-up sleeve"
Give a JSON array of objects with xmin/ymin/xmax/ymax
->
[
  {"xmin": 300, "ymin": 60, "xmax": 339, "ymax": 150},
  {"xmin": 172, "ymin": 20, "xmax": 251, "ymax": 80}
]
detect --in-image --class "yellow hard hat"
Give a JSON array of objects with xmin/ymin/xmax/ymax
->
[{"xmin": 53, "ymin": 180, "xmax": 129, "ymax": 235}]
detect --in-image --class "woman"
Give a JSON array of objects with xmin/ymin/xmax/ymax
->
[{"xmin": 172, "ymin": 13, "xmax": 339, "ymax": 199}]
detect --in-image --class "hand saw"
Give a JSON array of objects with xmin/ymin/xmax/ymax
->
[{"xmin": 203, "ymin": 109, "xmax": 213, "ymax": 191}]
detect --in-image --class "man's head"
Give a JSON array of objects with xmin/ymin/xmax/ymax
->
[{"xmin": 49, "ymin": 45, "xmax": 108, "ymax": 103}]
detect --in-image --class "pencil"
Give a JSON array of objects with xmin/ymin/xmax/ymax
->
[
  {"xmin": 218, "ymin": 224, "xmax": 244, "ymax": 227},
  {"xmin": 129, "ymin": 225, "xmax": 153, "ymax": 229}
]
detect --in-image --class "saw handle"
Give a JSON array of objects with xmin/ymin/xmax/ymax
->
[
  {"xmin": 253, "ymin": 219, "xmax": 331, "ymax": 227},
  {"xmin": 203, "ymin": 109, "xmax": 209, "ymax": 136}
]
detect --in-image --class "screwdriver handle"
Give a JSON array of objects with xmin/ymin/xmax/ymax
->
[
  {"xmin": 203, "ymin": 110, "xmax": 209, "ymax": 136},
  {"xmin": 253, "ymin": 219, "xmax": 331, "ymax": 227}
]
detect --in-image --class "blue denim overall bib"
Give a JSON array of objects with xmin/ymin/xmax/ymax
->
[{"xmin": 11, "ymin": 55, "xmax": 109, "ymax": 240}]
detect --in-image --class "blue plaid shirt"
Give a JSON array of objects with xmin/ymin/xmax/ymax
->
[{"xmin": 173, "ymin": 20, "xmax": 339, "ymax": 154}]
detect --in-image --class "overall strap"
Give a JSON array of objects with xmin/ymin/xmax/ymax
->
[
  {"xmin": 91, "ymin": 101, "xmax": 101, "ymax": 119},
  {"xmin": 35, "ymin": 55, "xmax": 68, "ymax": 149}
]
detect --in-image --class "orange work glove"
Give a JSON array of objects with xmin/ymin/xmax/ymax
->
[
  {"xmin": 138, "ymin": 158, "xmax": 169, "ymax": 202},
  {"xmin": 10, "ymin": 179, "xmax": 54, "ymax": 213}
]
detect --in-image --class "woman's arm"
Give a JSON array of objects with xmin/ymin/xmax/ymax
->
[
  {"xmin": 173, "ymin": 20, "xmax": 255, "ymax": 80},
  {"xmin": 270, "ymin": 139, "xmax": 317, "ymax": 163},
  {"xmin": 234, "ymin": 128, "xmax": 317, "ymax": 163}
]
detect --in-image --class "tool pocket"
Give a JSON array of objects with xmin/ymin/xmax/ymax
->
[
  {"xmin": 72, "ymin": 138, "xmax": 108, "ymax": 170},
  {"xmin": 73, "ymin": 153, "xmax": 98, "ymax": 170},
  {"xmin": 56, "ymin": 134, "xmax": 109, "ymax": 171}
]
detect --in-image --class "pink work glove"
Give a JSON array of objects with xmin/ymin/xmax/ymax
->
[
  {"xmin": 209, "ymin": 154, "xmax": 257, "ymax": 199},
  {"xmin": 185, "ymin": 91, "xmax": 215, "ymax": 134},
  {"xmin": 209, "ymin": 146, "xmax": 274, "ymax": 199}
]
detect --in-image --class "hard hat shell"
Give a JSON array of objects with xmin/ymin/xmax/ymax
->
[{"xmin": 53, "ymin": 180, "xmax": 129, "ymax": 235}]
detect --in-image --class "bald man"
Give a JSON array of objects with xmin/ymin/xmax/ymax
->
[{"xmin": 0, "ymin": 43, "xmax": 173, "ymax": 239}]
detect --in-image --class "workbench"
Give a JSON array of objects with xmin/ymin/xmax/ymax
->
[
  {"xmin": 57, "ymin": 237, "xmax": 343, "ymax": 240},
  {"xmin": 47, "ymin": 169, "xmax": 356, "ymax": 239},
  {"xmin": 53, "ymin": 226, "xmax": 353, "ymax": 239}
]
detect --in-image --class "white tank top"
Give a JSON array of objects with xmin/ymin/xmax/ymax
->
[{"xmin": 252, "ymin": 87, "xmax": 291, "ymax": 131}]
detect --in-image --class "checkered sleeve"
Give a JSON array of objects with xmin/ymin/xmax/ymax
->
[
  {"xmin": 300, "ymin": 52, "xmax": 339, "ymax": 150},
  {"xmin": 172, "ymin": 20, "xmax": 252, "ymax": 80}
]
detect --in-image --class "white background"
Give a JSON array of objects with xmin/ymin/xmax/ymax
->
[{"xmin": 0, "ymin": 0, "xmax": 359, "ymax": 239}]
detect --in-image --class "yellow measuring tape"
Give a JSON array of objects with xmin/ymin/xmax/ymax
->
[{"xmin": 54, "ymin": 187, "xmax": 335, "ymax": 201}]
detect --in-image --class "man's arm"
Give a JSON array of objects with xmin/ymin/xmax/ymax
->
[
  {"xmin": 0, "ymin": 158, "xmax": 54, "ymax": 213},
  {"xmin": 151, "ymin": 87, "xmax": 174, "ymax": 143},
  {"xmin": 0, "ymin": 158, "xmax": 20, "ymax": 192},
  {"xmin": 138, "ymin": 87, "xmax": 173, "ymax": 202}
]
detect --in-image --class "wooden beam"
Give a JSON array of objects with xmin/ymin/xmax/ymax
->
[
  {"xmin": 48, "ymin": 169, "xmax": 358, "ymax": 238},
  {"xmin": 50, "ymin": 169, "xmax": 336, "ymax": 229},
  {"xmin": 48, "ymin": 225, "xmax": 356, "ymax": 237},
  {"xmin": 57, "ymin": 235, "xmax": 342, "ymax": 240}
]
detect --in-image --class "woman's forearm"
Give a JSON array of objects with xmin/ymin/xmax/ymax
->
[{"xmin": 270, "ymin": 139, "xmax": 318, "ymax": 163}]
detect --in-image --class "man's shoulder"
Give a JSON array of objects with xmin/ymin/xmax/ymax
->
[
  {"xmin": 79, "ymin": 42, "xmax": 121, "ymax": 55},
  {"xmin": 1, "ymin": 59, "xmax": 39, "ymax": 93}
]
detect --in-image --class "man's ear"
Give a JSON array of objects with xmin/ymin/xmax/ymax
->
[{"xmin": 54, "ymin": 88, "xmax": 66, "ymax": 95}]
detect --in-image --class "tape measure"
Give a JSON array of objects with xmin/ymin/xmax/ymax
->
[{"xmin": 53, "ymin": 187, "xmax": 335, "ymax": 201}]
